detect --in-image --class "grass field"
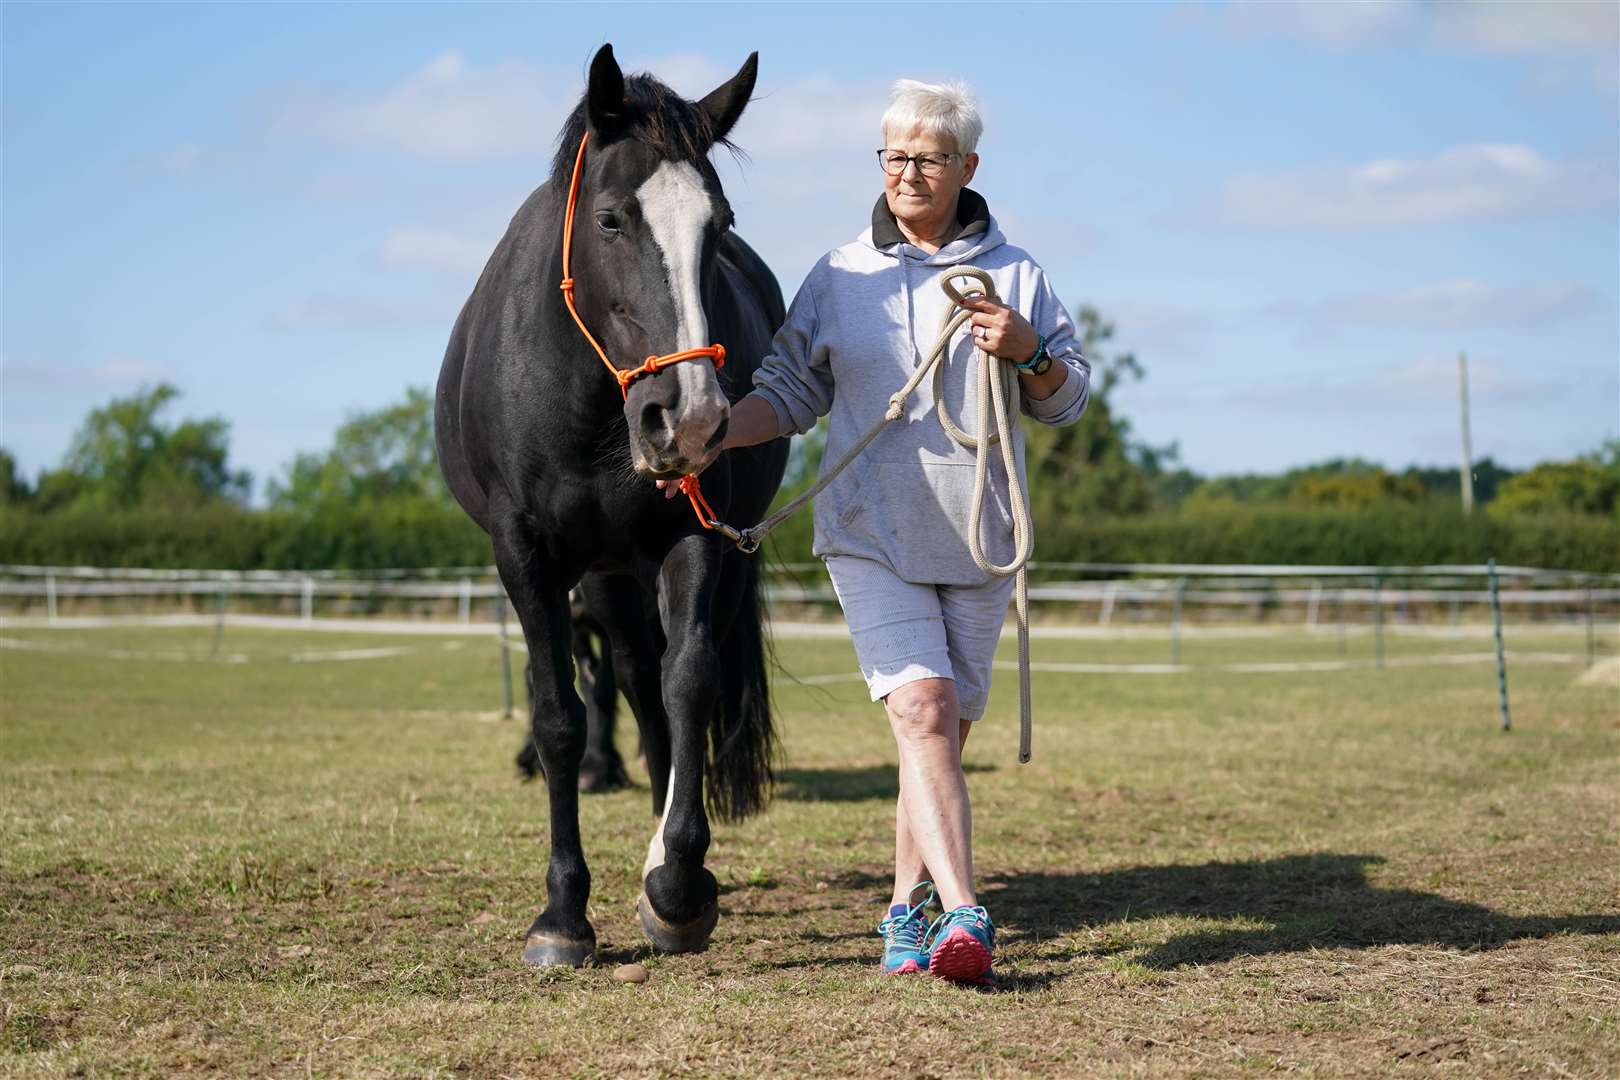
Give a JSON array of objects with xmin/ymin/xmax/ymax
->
[{"xmin": 2, "ymin": 619, "xmax": 1617, "ymax": 1077}]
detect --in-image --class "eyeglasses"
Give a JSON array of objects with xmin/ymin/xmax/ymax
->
[{"xmin": 876, "ymin": 150, "xmax": 961, "ymax": 177}]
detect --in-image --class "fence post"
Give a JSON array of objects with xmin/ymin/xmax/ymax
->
[
  {"xmin": 1170, "ymin": 577, "xmax": 1186, "ymax": 666},
  {"xmin": 301, "ymin": 575, "xmax": 314, "ymax": 624},
  {"xmin": 46, "ymin": 572, "xmax": 58, "ymax": 625},
  {"xmin": 1306, "ymin": 581, "xmax": 1321, "ymax": 629},
  {"xmin": 1488, "ymin": 559, "xmax": 1510, "ymax": 732},
  {"xmin": 212, "ymin": 582, "xmax": 229, "ymax": 656},
  {"xmin": 1099, "ymin": 582, "xmax": 1116, "ymax": 626},
  {"xmin": 1336, "ymin": 588, "xmax": 1347, "ymax": 655},
  {"xmin": 497, "ymin": 589, "xmax": 514, "ymax": 720},
  {"xmin": 1586, "ymin": 587, "xmax": 1596, "ymax": 669},
  {"xmin": 460, "ymin": 577, "xmax": 472, "ymax": 625},
  {"xmin": 1373, "ymin": 571, "xmax": 1384, "ymax": 671}
]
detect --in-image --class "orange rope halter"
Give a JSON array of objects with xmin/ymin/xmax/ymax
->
[{"xmin": 558, "ymin": 131, "xmax": 727, "ymax": 532}]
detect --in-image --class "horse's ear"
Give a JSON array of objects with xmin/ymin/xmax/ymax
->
[
  {"xmin": 697, "ymin": 52, "xmax": 758, "ymax": 145},
  {"xmin": 586, "ymin": 44, "xmax": 627, "ymax": 133}
]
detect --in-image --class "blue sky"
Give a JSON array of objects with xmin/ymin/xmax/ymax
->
[{"xmin": 4, "ymin": 1, "xmax": 1616, "ymax": 498}]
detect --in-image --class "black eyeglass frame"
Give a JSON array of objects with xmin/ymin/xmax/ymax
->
[{"xmin": 876, "ymin": 149, "xmax": 963, "ymax": 177}]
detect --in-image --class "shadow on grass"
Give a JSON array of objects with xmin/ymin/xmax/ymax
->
[
  {"xmin": 983, "ymin": 853, "xmax": 1620, "ymax": 969},
  {"xmin": 778, "ymin": 763, "xmax": 994, "ymax": 803}
]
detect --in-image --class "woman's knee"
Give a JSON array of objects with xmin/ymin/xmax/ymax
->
[{"xmin": 885, "ymin": 679, "xmax": 960, "ymax": 744}]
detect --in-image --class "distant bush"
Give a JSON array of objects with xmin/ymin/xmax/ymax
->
[
  {"xmin": 0, "ymin": 500, "xmax": 490, "ymax": 571},
  {"xmin": 3, "ymin": 499, "xmax": 1614, "ymax": 574},
  {"xmin": 763, "ymin": 502, "xmax": 1620, "ymax": 573}
]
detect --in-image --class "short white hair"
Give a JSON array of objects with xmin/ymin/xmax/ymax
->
[{"xmin": 880, "ymin": 78, "xmax": 983, "ymax": 155}]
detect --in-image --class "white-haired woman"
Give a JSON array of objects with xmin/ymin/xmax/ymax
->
[{"xmin": 664, "ymin": 79, "xmax": 1090, "ymax": 984}]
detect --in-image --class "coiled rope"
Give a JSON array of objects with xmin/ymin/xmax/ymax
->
[{"xmin": 722, "ymin": 267, "xmax": 1035, "ymax": 763}]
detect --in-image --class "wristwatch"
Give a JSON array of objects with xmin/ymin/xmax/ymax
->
[{"xmin": 1015, "ymin": 334, "xmax": 1052, "ymax": 376}]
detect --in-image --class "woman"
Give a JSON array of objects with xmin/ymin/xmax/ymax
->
[{"xmin": 668, "ymin": 79, "xmax": 1090, "ymax": 984}]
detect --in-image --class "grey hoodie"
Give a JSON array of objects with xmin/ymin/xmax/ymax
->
[{"xmin": 750, "ymin": 189, "xmax": 1091, "ymax": 585}]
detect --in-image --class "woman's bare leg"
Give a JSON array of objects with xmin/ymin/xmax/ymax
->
[
  {"xmin": 886, "ymin": 678, "xmax": 975, "ymax": 911},
  {"xmin": 891, "ymin": 711, "xmax": 972, "ymax": 906}
]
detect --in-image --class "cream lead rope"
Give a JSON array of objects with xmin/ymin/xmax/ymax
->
[{"xmin": 721, "ymin": 267, "xmax": 1036, "ymax": 764}]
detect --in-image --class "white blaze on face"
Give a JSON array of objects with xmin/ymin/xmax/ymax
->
[
  {"xmin": 635, "ymin": 160, "xmax": 729, "ymax": 444},
  {"xmin": 643, "ymin": 770, "xmax": 678, "ymax": 881}
]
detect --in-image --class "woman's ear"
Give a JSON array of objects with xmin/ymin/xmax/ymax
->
[
  {"xmin": 962, "ymin": 153, "xmax": 980, "ymax": 186},
  {"xmin": 586, "ymin": 44, "xmax": 627, "ymax": 134},
  {"xmin": 697, "ymin": 52, "xmax": 758, "ymax": 145}
]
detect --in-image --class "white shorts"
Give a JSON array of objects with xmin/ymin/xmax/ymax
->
[{"xmin": 823, "ymin": 555, "xmax": 1014, "ymax": 722}]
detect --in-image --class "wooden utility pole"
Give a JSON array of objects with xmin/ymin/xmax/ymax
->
[{"xmin": 1458, "ymin": 352, "xmax": 1475, "ymax": 514}]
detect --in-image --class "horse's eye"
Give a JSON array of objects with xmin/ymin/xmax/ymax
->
[{"xmin": 595, "ymin": 211, "xmax": 621, "ymax": 235}]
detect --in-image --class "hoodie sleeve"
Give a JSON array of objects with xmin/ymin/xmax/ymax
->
[
  {"xmin": 749, "ymin": 263, "xmax": 833, "ymax": 437},
  {"xmin": 1019, "ymin": 266, "xmax": 1091, "ymax": 427}
]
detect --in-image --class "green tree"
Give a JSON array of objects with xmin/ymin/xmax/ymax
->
[
  {"xmin": 1289, "ymin": 468, "xmax": 1425, "ymax": 509},
  {"xmin": 0, "ymin": 448, "xmax": 32, "ymax": 506},
  {"xmin": 1188, "ymin": 458, "xmax": 1426, "ymax": 509},
  {"xmin": 38, "ymin": 384, "xmax": 249, "ymax": 510},
  {"xmin": 268, "ymin": 386, "xmax": 452, "ymax": 511},
  {"xmin": 1023, "ymin": 305, "xmax": 1178, "ymax": 518},
  {"xmin": 1402, "ymin": 457, "xmax": 1516, "ymax": 506},
  {"xmin": 1489, "ymin": 440, "xmax": 1620, "ymax": 518}
]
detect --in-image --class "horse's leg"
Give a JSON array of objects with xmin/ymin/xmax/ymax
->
[
  {"xmin": 639, "ymin": 534, "xmax": 724, "ymax": 953},
  {"xmin": 575, "ymin": 603, "xmax": 630, "ymax": 793},
  {"xmin": 491, "ymin": 510, "xmax": 596, "ymax": 968},
  {"xmin": 584, "ymin": 574, "xmax": 675, "ymax": 860}
]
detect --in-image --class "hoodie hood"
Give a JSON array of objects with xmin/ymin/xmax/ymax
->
[
  {"xmin": 861, "ymin": 187, "xmax": 1007, "ymax": 374},
  {"xmin": 863, "ymin": 187, "xmax": 1004, "ymax": 265}
]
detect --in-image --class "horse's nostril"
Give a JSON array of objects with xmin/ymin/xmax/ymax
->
[{"xmin": 640, "ymin": 403, "xmax": 672, "ymax": 443}]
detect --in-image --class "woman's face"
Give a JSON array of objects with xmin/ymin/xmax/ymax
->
[{"xmin": 882, "ymin": 125, "xmax": 979, "ymax": 234}]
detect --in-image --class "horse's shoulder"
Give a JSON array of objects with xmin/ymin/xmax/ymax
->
[{"xmin": 718, "ymin": 231, "xmax": 785, "ymax": 329}]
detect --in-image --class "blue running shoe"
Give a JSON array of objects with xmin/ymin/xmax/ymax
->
[
  {"xmin": 877, "ymin": 881, "xmax": 936, "ymax": 975},
  {"xmin": 926, "ymin": 904, "xmax": 995, "ymax": 985}
]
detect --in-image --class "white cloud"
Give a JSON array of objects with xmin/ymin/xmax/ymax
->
[
  {"xmin": 1245, "ymin": 354, "xmax": 1571, "ymax": 410},
  {"xmin": 1272, "ymin": 280, "xmax": 1599, "ymax": 330},
  {"xmin": 1, "ymin": 355, "xmax": 174, "ymax": 397},
  {"xmin": 1430, "ymin": 1, "xmax": 1618, "ymax": 57},
  {"xmin": 1209, "ymin": 143, "xmax": 1615, "ymax": 229},
  {"xmin": 1088, "ymin": 299, "xmax": 1215, "ymax": 358},
  {"xmin": 1180, "ymin": 0, "xmax": 1413, "ymax": 47},
  {"xmin": 268, "ymin": 49, "xmax": 565, "ymax": 162},
  {"xmin": 379, "ymin": 227, "xmax": 492, "ymax": 276},
  {"xmin": 268, "ymin": 294, "xmax": 459, "ymax": 332},
  {"xmin": 1171, "ymin": 0, "xmax": 1618, "ymax": 95}
]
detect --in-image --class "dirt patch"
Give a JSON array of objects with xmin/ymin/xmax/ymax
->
[{"xmin": 1577, "ymin": 656, "xmax": 1620, "ymax": 687}]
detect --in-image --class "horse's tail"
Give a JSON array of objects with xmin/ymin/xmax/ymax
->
[{"xmin": 705, "ymin": 556, "xmax": 776, "ymax": 822}]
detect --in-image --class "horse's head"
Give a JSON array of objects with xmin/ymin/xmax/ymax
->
[{"xmin": 561, "ymin": 44, "xmax": 756, "ymax": 479}]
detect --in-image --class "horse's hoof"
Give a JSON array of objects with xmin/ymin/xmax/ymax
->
[
  {"xmin": 637, "ymin": 892, "xmax": 718, "ymax": 953},
  {"xmin": 578, "ymin": 760, "xmax": 630, "ymax": 794},
  {"xmin": 521, "ymin": 931, "xmax": 597, "ymax": 968}
]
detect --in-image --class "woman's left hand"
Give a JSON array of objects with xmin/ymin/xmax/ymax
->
[{"xmin": 959, "ymin": 296, "xmax": 1039, "ymax": 361}]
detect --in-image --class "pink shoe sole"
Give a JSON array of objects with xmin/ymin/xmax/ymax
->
[
  {"xmin": 883, "ymin": 958, "xmax": 925, "ymax": 976},
  {"xmin": 929, "ymin": 928, "xmax": 992, "ymax": 984}
]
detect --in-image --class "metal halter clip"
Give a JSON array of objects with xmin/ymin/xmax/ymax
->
[
  {"xmin": 707, "ymin": 519, "xmax": 745, "ymax": 544},
  {"xmin": 705, "ymin": 519, "xmax": 762, "ymax": 555}
]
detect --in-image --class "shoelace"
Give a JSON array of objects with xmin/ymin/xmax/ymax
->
[
  {"xmin": 924, "ymin": 904, "xmax": 993, "ymax": 951},
  {"xmin": 878, "ymin": 881, "xmax": 937, "ymax": 946}
]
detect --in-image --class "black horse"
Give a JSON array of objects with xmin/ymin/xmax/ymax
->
[{"xmin": 436, "ymin": 45, "xmax": 789, "ymax": 967}]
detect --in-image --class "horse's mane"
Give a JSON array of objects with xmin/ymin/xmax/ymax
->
[{"xmin": 549, "ymin": 73, "xmax": 741, "ymax": 187}]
